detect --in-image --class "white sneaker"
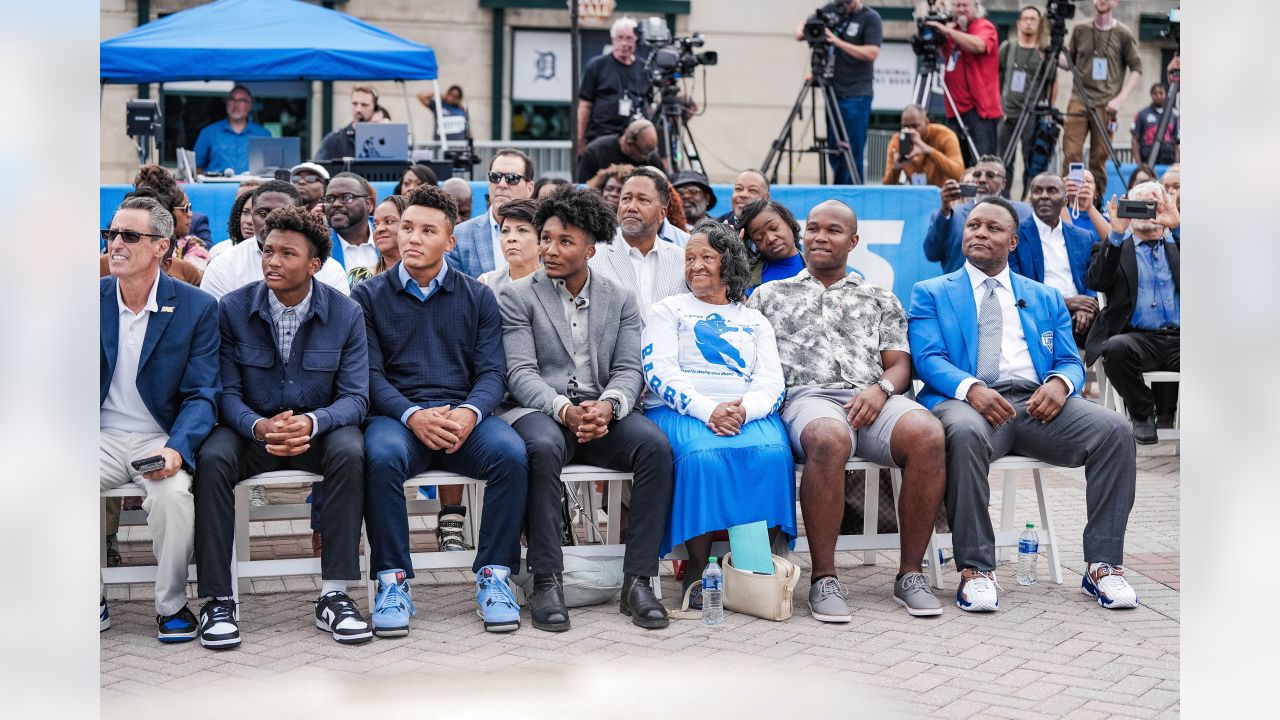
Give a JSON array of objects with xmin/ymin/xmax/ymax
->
[
  {"xmin": 956, "ymin": 570, "xmax": 1001, "ymax": 612},
  {"xmin": 1082, "ymin": 564, "xmax": 1139, "ymax": 609},
  {"xmin": 249, "ymin": 485, "xmax": 269, "ymax": 508}
]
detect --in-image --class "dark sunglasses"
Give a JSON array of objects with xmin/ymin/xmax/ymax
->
[
  {"xmin": 101, "ymin": 228, "xmax": 167, "ymax": 244},
  {"xmin": 972, "ymin": 170, "xmax": 1006, "ymax": 179},
  {"xmin": 488, "ymin": 171, "xmax": 526, "ymax": 185}
]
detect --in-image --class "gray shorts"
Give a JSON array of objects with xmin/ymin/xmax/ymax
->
[{"xmin": 781, "ymin": 386, "xmax": 926, "ymax": 468}]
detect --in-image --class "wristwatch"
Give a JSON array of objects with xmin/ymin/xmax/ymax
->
[
  {"xmin": 604, "ymin": 396, "xmax": 622, "ymax": 419},
  {"xmin": 876, "ymin": 378, "xmax": 895, "ymax": 398}
]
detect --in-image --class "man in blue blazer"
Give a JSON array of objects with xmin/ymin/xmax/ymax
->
[
  {"xmin": 924, "ymin": 156, "xmax": 1033, "ymax": 273},
  {"xmin": 194, "ymin": 207, "xmax": 371, "ymax": 650},
  {"xmin": 100, "ymin": 196, "xmax": 220, "ymax": 642},
  {"xmin": 908, "ymin": 196, "xmax": 1140, "ymax": 614},
  {"xmin": 445, "ymin": 149, "xmax": 535, "ymax": 277},
  {"xmin": 1009, "ymin": 173, "xmax": 1100, "ymax": 344}
]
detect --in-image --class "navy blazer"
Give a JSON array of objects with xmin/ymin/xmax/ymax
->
[
  {"xmin": 1009, "ymin": 216, "xmax": 1096, "ymax": 298},
  {"xmin": 923, "ymin": 200, "xmax": 1034, "ymax": 274},
  {"xmin": 217, "ymin": 278, "xmax": 369, "ymax": 441},
  {"xmin": 908, "ymin": 267, "xmax": 1085, "ymax": 412},
  {"xmin": 444, "ymin": 212, "xmax": 496, "ymax": 278},
  {"xmin": 100, "ymin": 272, "xmax": 220, "ymax": 469}
]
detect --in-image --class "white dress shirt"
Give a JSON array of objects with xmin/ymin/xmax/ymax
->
[
  {"xmin": 1032, "ymin": 216, "xmax": 1077, "ymax": 298},
  {"xmin": 488, "ymin": 210, "xmax": 508, "ymax": 273},
  {"xmin": 955, "ymin": 262, "xmax": 1067, "ymax": 401},
  {"xmin": 339, "ymin": 237, "xmax": 379, "ymax": 271},
  {"xmin": 200, "ymin": 237, "xmax": 352, "ymax": 300},
  {"xmin": 101, "ymin": 272, "xmax": 165, "ymax": 434}
]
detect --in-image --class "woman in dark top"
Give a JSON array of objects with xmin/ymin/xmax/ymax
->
[
  {"xmin": 394, "ymin": 163, "xmax": 439, "ymax": 196},
  {"xmin": 737, "ymin": 199, "xmax": 806, "ymax": 296}
]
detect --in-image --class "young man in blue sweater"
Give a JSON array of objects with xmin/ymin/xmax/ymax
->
[{"xmin": 353, "ymin": 185, "xmax": 528, "ymax": 636}]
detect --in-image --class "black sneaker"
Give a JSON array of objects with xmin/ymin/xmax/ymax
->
[
  {"xmin": 105, "ymin": 534, "xmax": 122, "ymax": 567},
  {"xmin": 197, "ymin": 599, "xmax": 241, "ymax": 650},
  {"xmin": 100, "ymin": 596, "xmax": 110, "ymax": 632},
  {"xmin": 315, "ymin": 591, "xmax": 373, "ymax": 644},
  {"xmin": 156, "ymin": 605, "xmax": 199, "ymax": 643}
]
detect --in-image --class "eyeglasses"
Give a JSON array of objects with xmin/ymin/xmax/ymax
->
[
  {"xmin": 488, "ymin": 171, "xmax": 526, "ymax": 185},
  {"xmin": 175, "ymin": 203, "xmax": 192, "ymax": 213},
  {"xmin": 101, "ymin": 228, "xmax": 166, "ymax": 244},
  {"xmin": 322, "ymin": 193, "xmax": 369, "ymax": 205},
  {"xmin": 972, "ymin": 170, "xmax": 1006, "ymax": 179}
]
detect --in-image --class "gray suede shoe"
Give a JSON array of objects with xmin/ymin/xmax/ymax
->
[
  {"xmin": 893, "ymin": 572, "xmax": 943, "ymax": 617},
  {"xmin": 807, "ymin": 576, "xmax": 852, "ymax": 623}
]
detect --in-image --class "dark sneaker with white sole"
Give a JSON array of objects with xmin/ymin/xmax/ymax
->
[
  {"xmin": 893, "ymin": 572, "xmax": 944, "ymax": 617},
  {"xmin": 197, "ymin": 598, "xmax": 241, "ymax": 650},
  {"xmin": 100, "ymin": 596, "xmax": 110, "ymax": 632},
  {"xmin": 315, "ymin": 591, "xmax": 373, "ymax": 644},
  {"xmin": 156, "ymin": 605, "xmax": 199, "ymax": 643}
]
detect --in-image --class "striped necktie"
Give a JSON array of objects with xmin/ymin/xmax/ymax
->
[{"xmin": 976, "ymin": 277, "xmax": 1002, "ymax": 384}]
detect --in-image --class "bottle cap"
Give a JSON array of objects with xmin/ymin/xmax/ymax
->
[
  {"xmin": 1026, "ymin": 522, "xmax": 1035, "ymax": 528},
  {"xmin": 708, "ymin": 556, "xmax": 717, "ymax": 564}
]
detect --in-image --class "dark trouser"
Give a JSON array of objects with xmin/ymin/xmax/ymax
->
[
  {"xmin": 829, "ymin": 94, "xmax": 872, "ymax": 185},
  {"xmin": 512, "ymin": 411, "xmax": 673, "ymax": 577},
  {"xmin": 998, "ymin": 115, "xmax": 1037, "ymax": 199},
  {"xmin": 933, "ymin": 379, "xmax": 1136, "ymax": 572},
  {"xmin": 949, "ymin": 111, "xmax": 1000, "ymax": 168},
  {"xmin": 195, "ymin": 425, "xmax": 365, "ymax": 598},
  {"xmin": 364, "ymin": 414, "xmax": 527, "ymax": 578},
  {"xmin": 1101, "ymin": 328, "xmax": 1180, "ymax": 421}
]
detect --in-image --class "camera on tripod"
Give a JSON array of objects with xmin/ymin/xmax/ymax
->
[
  {"xmin": 802, "ymin": 2, "xmax": 850, "ymax": 48},
  {"xmin": 640, "ymin": 17, "xmax": 717, "ymax": 84}
]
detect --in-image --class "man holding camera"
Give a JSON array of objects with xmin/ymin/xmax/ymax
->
[
  {"xmin": 794, "ymin": 1, "xmax": 882, "ymax": 185},
  {"xmin": 928, "ymin": 0, "xmax": 1002, "ymax": 167},
  {"xmin": 924, "ymin": 155, "xmax": 1033, "ymax": 273},
  {"xmin": 882, "ymin": 103, "xmax": 964, "ymax": 188}
]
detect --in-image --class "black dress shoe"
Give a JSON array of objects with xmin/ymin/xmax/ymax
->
[
  {"xmin": 528, "ymin": 573, "xmax": 570, "ymax": 632},
  {"xmin": 620, "ymin": 574, "xmax": 669, "ymax": 629},
  {"xmin": 1131, "ymin": 416, "xmax": 1158, "ymax": 445}
]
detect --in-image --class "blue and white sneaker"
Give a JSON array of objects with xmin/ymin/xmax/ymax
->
[
  {"xmin": 100, "ymin": 596, "xmax": 110, "ymax": 632},
  {"xmin": 1082, "ymin": 564, "xmax": 1139, "ymax": 609},
  {"xmin": 372, "ymin": 569, "xmax": 415, "ymax": 637},
  {"xmin": 476, "ymin": 565, "xmax": 521, "ymax": 633},
  {"xmin": 956, "ymin": 570, "xmax": 1001, "ymax": 612},
  {"xmin": 156, "ymin": 605, "xmax": 199, "ymax": 643},
  {"xmin": 197, "ymin": 598, "xmax": 241, "ymax": 650}
]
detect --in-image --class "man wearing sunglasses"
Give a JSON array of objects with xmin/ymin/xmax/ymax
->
[
  {"xmin": 100, "ymin": 196, "xmax": 220, "ymax": 643},
  {"xmin": 446, "ymin": 149, "xmax": 535, "ymax": 278},
  {"xmin": 923, "ymin": 155, "xmax": 1033, "ymax": 274}
]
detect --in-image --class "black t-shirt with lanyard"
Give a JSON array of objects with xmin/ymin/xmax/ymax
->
[
  {"xmin": 579, "ymin": 53, "xmax": 651, "ymax": 144},
  {"xmin": 829, "ymin": 6, "xmax": 883, "ymax": 99},
  {"xmin": 998, "ymin": 40, "xmax": 1048, "ymax": 117}
]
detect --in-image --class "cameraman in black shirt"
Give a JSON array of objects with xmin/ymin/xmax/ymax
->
[
  {"xmin": 577, "ymin": 17, "xmax": 651, "ymax": 152},
  {"xmin": 795, "ymin": 1, "xmax": 883, "ymax": 185}
]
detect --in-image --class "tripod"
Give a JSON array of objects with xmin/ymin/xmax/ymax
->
[
  {"xmin": 1000, "ymin": 16, "xmax": 1125, "ymax": 192},
  {"xmin": 912, "ymin": 49, "xmax": 980, "ymax": 161},
  {"xmin": 649, "ymin": 82, "xmax": 705, "ymax": 175},
  {"xmin": 1145, "ymin": 68, "xmax": 1179, "ymax": 167},
  {"xmin": 762, "ymin": 47, "xmax": 859, "ymax": 185}
]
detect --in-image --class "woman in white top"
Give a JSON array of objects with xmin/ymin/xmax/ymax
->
[
  {"xmin": 478, "ymin": 198, "xmax": 540, "ymax": 293},
  {"xmin": 642, "ymin": 219, "xmax": 796, "ymax": 607}
]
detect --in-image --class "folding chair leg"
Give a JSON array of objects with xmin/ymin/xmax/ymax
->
[
  {"xmin": 234, "ymin": 484, "xmax": 252, "ymax": 595},
  {"xmin": 1032, "ymin": 470, "xmax": 1064, "ymax": 585},
  {"xmin": 605, "ymin": 480, "xmax": 622, "ymax": 545},
  {"xmin": 997, "ymin": 470, "xmax": 1017, "ymax": 564},
  {"xmin": 862, "ymin": 471, "xmax": 878, "ymax": 565},
  {"xmin": 362, "ymin": 522, "xmax": 374, "ymax": 610},
  {"xmin": 651, "ymin": 574, "xmax": 663, "ymax": 601},
  {"xmin": 230, "ymin": 542, "xmax": 240, "ymax": 605}
]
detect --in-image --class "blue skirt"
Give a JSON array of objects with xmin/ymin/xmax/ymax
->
[{"xmin": 646, "ymin": 405, "xmax": 797, "ymax": 556}]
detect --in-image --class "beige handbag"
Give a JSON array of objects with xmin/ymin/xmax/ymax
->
[{"xmin": 722, "ymin": 551, "xmax": 802, "ymax": 622}]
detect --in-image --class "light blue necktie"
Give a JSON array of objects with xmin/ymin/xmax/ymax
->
[{"xmin": 976, "ymin": 277, "xmax": 1002, "ymax": 384}]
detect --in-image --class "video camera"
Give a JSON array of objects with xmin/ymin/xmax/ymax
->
[
  {"xmin": 910, "ymin": 0, "xmax": 953, "ymax": 68},
  {"xmin": 802, "ymin": 2, "xmax": 850, "ymax": 49},
  {"xmin": 1158, "ymin": 8, "xmax": 1180, "ymax": 45},
  {"xmin": 640, "ymin": 17, "xmax": 717, "ymax": 82}
]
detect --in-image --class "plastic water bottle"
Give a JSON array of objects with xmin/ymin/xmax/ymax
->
[
  {"xmin": 702, "ymin": 556, "xmax": 724, "ymax": 626},
  {"xmin": 1017, "ymin": 523, "xmax": 1040, "ymax": 586}
]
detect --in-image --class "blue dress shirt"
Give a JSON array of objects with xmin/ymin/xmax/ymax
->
[
  {"xmin": 193, "ymin": 119, "xmax": 272, "ymax": 174},
  {"xmin": 1108, "ymin": 231, "xmax": 1180, "ymax": 330}
]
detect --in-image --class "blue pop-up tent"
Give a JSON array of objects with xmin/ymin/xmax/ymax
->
[{"xmin": 100, "ymin": 0, "xmax": 437, "ymax": 83}]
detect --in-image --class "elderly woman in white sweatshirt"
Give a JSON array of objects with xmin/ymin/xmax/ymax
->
[{"xmin": 642, "ymin": 218, "xmax": 796, "ymax": 608}]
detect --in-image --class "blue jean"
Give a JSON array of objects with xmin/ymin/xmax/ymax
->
[
  {"xmin": 830, "ymin": 95, "xmax": 872, "ymax": 185},
  {"xmin": 364, "ymin": 414, "xmax": 528, "ymax": 577}
]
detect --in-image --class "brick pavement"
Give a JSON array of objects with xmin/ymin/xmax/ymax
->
[{"xmin": 102, "ymin": 443, "xmax": 1179, "ymax": 718}]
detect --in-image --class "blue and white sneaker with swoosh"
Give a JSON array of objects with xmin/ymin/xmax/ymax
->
[
  {"xmin": 956, "ymin": 570, "xmax": 1001, "ymax": 612},
  {"xmin": 1082, "ymin": 564, "xmax": 1139, "ymax": 609},
  {"xmin": 476, "ymin": 565, "xmax": 521, "ymax": 633}
]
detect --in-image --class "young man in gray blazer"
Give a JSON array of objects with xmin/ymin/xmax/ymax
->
[{"xmin": 497, "ymin": 185, "xmax": 674, "ymax": 633}]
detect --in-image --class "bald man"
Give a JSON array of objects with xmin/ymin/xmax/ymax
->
[
  {"xmin": 441, "ymin": 177, "xmax": 474, "ymax": 220},
  {"xmin": 716, "ymin": 169, "xmax": 770, "ymax": 227},
  {"xmin": 575, "ymin": 119, "xmax": 662, "ymax": 183},
  {"xmin": 882, "ymin": 104, "xmax": 965, "ymax": 188}
]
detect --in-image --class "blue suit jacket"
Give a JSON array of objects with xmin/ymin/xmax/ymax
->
[
  {"xmin": 1009, "ymin": 217, "xmax": 1096, "ymax": 297},
  {"xmin": 217, "ymin": 279, "xmax": 369, "ymax": 442},
  {"xmin": 907, "ymin": 267, "xmax": 1085, "ymax": 412},
  {"xmin": 100, "ymin": 272, "xmax": 221, "ymax": 468},
  {"xmin": 444, "ymin": 212, "xmax": 495, "ymax": 278},
  {"xmin": 923, "ymin": 200, "xmax": 1034, "ymax": 274}
]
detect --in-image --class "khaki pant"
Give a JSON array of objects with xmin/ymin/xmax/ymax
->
[
  {"xmin": 1061, "ymin": 98, "xmax": 1115, "ymax": 188},
  {"xmin": 100, "ymin": 431, "xmax": 194, "ymax": 616}
]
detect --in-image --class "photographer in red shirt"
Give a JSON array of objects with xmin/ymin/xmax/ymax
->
[{"xmin": 928, "ymin": 0, "xmax": 1002, "ymax": 167}]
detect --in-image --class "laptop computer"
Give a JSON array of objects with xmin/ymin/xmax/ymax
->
[
  {"xmin": 247, "ymin": 137, "xmax": 301, "ymax": 173},
  {"xmin": 354, "ymin": 123, "xmax": 409, "ymax": 161}
]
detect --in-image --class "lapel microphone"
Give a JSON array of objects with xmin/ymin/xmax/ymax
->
[
  {"xmin": 1016, "ymin": 299, "xmax": 1028, "ymax": 309},
  {"xmin": 574, "ymin": 296, "xmax": 589, "ymax": 310}
]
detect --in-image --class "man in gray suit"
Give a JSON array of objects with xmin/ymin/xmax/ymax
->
[
  {"xmin": 497, "ymin": 185, "xmax": 674, "ymax": 633},
  {"xmin": 588, "ymin": 167, "xmax": 686, "ymax": 321},
  {"xmin": 447, "ymin": 148, "xmax": 535, "ymax": 277}
]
